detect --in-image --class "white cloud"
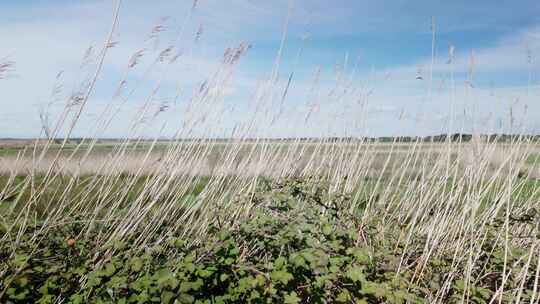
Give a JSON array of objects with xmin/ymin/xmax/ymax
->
[{"xmin": 1, "ymin": 1, "xmax": 539, "ymax": 138}]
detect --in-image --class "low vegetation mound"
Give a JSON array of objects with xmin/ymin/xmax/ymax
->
[{"xmin": 1, "ymin": 178, "xmax": 539, "ymax": 303}]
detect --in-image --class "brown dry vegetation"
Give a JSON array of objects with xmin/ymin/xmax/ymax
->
[{"xmin": 1, "ymin": 1, "xmax": 540, "ymax": 302}]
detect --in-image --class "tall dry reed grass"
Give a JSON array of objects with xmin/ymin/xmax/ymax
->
[{"xmin": 0, "ymin": 1, "xmax": 539, "ymax": 302}]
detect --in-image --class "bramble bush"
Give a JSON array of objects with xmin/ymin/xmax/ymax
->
[{"xmin": 1, "ymin": 177, "xmax": 538, "ymax": 303}]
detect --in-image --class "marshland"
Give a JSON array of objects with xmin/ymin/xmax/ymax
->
[{"xmin": 1, "ymin": 1, "xmax": 540, "ymax": 303}]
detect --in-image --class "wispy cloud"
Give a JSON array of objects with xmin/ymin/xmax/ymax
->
[{"xmin": 0, "ymin": 0, "xmax": 539, "ymax": 137}]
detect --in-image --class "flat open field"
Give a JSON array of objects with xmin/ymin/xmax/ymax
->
[{"xmin": 1, "ymin": 139, "xmax": 539, "ymax": 178}]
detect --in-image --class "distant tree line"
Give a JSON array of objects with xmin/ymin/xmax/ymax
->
[{"xmin": 4, "ymin": 134, "xmax": 540, "ymax": 145}]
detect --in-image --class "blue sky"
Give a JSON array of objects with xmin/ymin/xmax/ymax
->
[{"xmin": 1, "ymin": 0, "xmax": 540, "ymax": 137}]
